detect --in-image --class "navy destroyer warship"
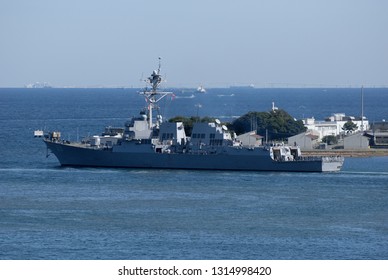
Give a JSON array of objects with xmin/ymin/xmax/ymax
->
[{"xmin": 42, "ymin": 60, "xmax": 344, "ymax": 172}]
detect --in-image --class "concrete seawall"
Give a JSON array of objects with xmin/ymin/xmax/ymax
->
[{"xmin": 302, "ymin": 148, "xmax": 388, "ymax": 158}]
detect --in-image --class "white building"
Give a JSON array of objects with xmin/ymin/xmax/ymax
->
[{"xmin": 302, "ymin": 113, "xmax": 369, "ymax": 140}]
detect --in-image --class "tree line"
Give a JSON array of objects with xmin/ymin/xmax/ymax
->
[{"xmin": 169, "ymin": 109, "xmax": 306, "ymax": 141}]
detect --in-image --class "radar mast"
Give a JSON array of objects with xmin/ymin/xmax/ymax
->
[{"xmin": 140, "ymin": 58, "xmax": 173, "ymax": 129}]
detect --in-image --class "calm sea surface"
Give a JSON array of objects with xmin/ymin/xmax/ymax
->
[{"xmin": 0, "ymin": 88, "xmax": 387, "ymax": 259}]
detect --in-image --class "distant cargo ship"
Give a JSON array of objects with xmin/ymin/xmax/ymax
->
[
  {"xmin": 41, "ymin": 60, "xmax": 344, "ymax": 172},
  {"xmin": 229, "ymin": 84, "xmax": 255, "ymax": 89},
  {"xmin": 25, "ymin": 82, "xmax": 52, "ymax": 88}
]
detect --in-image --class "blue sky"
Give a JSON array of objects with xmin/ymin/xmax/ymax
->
[{"xmin": 1, "ymin": 0, "xmax": 387, "ymax": 87}]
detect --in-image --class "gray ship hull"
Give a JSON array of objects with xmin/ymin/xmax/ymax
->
[{"xmin": 45, "ymin": 140, "xmax": 344, "ymax": 172}]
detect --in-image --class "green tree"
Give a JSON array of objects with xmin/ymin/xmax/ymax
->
[
  {"xmin": 342, "ymin": 120, "xmax": 358, "ymax": 134},
  {"xmin": 231, "ymin": 109, "xmax": 306, "ymax": 141},
  {"xmin": 322, "ymin": 135, "xmax": 338, "ymax": 145},
  {"xmin": 168, "ymin": 109, "xmax": 305, "ymax": 141}
]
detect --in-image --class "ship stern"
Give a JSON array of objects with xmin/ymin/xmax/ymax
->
[{"xmin": 321, "ymin": 156, "xmax": 344, "ymax": 172}]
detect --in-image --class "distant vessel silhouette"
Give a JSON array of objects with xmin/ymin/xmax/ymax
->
[{"xmin": 197, "ymin": 85, "xmax": 206, "ymax": 93}]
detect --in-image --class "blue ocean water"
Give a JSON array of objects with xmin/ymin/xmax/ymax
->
[{"xmin": 0, "ymin": 87, "xmax": 387, "ymax": 260}]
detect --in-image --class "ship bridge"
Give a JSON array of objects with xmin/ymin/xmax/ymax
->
[
  {"xmin": 158, "ymin": 122, "xmax": 186, "ymax": 145},
  {"xmin": 190, "ymin": 121, "xmax": 231, "ymax": 146}
]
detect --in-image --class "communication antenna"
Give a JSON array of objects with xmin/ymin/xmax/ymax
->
[{"xmin": 361, "ymin": 86, "xmax": 364, "ymax": 133}]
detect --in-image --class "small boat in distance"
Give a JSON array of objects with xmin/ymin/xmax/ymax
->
[
  {"xmin": 34, "ymin": 130, "xmax": 44, "ymax": 137},
  {"xmin": 197, "ymin": 85, "xmax": 206, "ymax": 93}
]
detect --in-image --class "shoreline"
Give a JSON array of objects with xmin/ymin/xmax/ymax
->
[{"xmin": 302, "ymin": 148, "xmax": 388, "ymax": 158}]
